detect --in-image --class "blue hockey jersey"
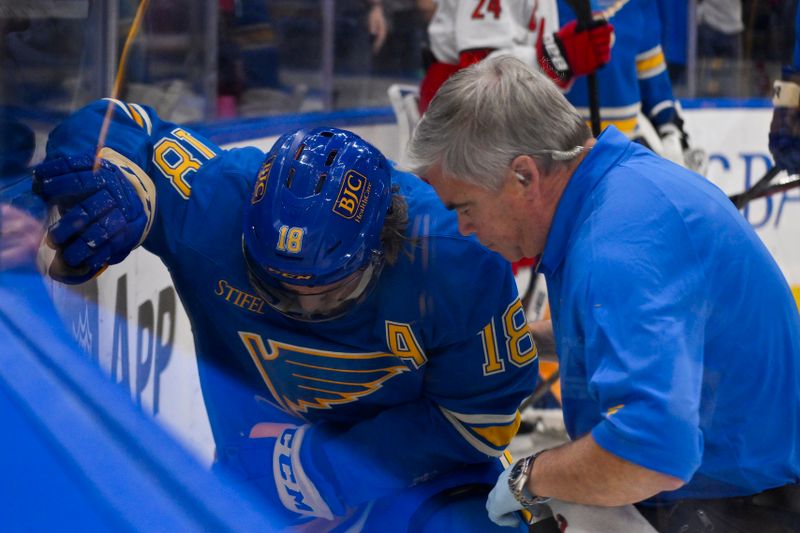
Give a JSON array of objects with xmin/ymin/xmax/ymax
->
[
  {"xmin": 559, "ymin": 0, "xmax": 677, "ymax": 136},
  {"xmin": 42, "ymin": 99, "xmax": 539, "ymax": 513}
]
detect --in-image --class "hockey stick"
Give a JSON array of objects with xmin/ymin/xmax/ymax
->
[
  {"xmin": 519, "ymin": 369, "xmax": 561, "ymax": 413},
  {"xmin": 95, "ymin": 0, "xmax": 151, "ymax": 169},
  {"xmin": 727, "ymin": 166, "xmax": 796, "ymax": 209},
  {"xmin": 729, "ymin": 170, "xmax": 800, "ymax": 208},
  {"xmin": 520, "ymin": 268, "xmax": 540, "ymax": 315},
  {"xmin": 565, "ymin": 0, "xmax": 602, "ymax": 136}
]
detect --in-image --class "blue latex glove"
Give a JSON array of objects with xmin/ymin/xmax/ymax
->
[
  {"xmin": 769, "ymin": 67, "xmax": 800, "ymax": 174},
  {"xmin": 32, "ymin": 150, "xmax": 153, "ymax": 283}
]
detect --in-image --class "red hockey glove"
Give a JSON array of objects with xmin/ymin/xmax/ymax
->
[{"xmin": 536, "ymin": 17, "xmax": 613, "ymax": 89}]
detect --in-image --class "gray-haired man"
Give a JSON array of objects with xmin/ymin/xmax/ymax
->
[{"xmin": 408, "ymin": 56, "xmax": 800, "ymax": 532}]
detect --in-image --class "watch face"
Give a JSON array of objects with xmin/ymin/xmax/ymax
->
[
  {"xmin": 508, "ymin": 453, "xmax": 551, "ymax": 507},
  {"xmin": 509, "ymin": 459, "xmax": 529, "ymax": 495},
  {"xmin": 509, "ymin": 461, "xmax": 522, "ymax": 483}
]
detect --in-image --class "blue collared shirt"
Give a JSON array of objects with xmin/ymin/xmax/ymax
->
[{"xmin": 540, "ymin": 126, "xmax": 800, "ymax": 500}]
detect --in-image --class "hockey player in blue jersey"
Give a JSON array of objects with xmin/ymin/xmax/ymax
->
[
  {"xmin": 558, "ymin": 0, "xmax": 706, "ymax": 175},
  {"xmin": 32, "ymin": 98, "xmax": 539, "ymax": 531},
  {"xmin": 769, "ymin": 0, "xmax": 800, "ymax": 175}
]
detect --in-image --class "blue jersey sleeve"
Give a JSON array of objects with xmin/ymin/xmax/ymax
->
[
  {"xmin": 559, "ymin": 0, "xmax": 672, "ymax": 136},
  {"xmin": 318, "ymin": 239, "xmax": 539, "ymax": 507},
  {"xmin": 42, "ymin": 98, "xmax": 263, "ymax": 262},
  {"xmin": 636, "ymin": 0, "xmax": 676, "ymax": 128}
]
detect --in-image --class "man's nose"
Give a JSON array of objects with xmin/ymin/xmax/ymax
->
[{"xmin": 457, "ymin": 215, "xmax": 475, "ymax": 237}]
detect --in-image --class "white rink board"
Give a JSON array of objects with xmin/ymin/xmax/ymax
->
[
  {"xmin": 49, "ymin": 108, "xmax": 800, "ymax": 463},
  {"xmin": 686, "ymin": 108, "xmax": 800, "ymax": 286}
]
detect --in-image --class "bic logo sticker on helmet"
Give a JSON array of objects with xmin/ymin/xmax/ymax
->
[
  {"xmin": 251, "ymin": 156, "xmax": 274, "ymax": 204},
  {"xmin": 333, "ymin": 170, "xmax": 371, "ymax": 222}
]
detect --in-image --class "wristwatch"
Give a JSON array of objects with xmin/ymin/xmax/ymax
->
[{"xmin": 508, "ymin": 450, "xmax": 550, "ymax": 506}]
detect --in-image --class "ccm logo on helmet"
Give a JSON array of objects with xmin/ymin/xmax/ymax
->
[
  {"xmin": 266, "ymin": 266, "xmax": 313, "ymax": 280},
  {"xmin": 333, "ymin": 170, "xmax": 371, "ymax": 222},
  {"xmin": 251, "ymin": 157, "xmax": 274, "ymax": 205}
]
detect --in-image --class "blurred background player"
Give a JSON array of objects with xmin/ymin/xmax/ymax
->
[
  {"xmin": 419, "ymin": 0, "xmax": 613, "ymax": 113},
  {"xmin": 557, "ymin": 0, "xmax": 707, "ymax": 174},
  {"xmin": 32, "ymin": 99, "xmax": 539, "ymax": 531},
  {"xmin": 769, "ymin": 0, "xmax": 800, "ymax": 177}
]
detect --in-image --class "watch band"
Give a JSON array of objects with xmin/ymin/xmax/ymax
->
[{"xmin": 508, "ymin": 449, "xmax": 550, "ymax": 506}]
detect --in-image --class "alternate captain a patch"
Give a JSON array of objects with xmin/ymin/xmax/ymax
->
[{"xmin": 238, "ymin": 334, "xmax": 410, "ymax": 418}]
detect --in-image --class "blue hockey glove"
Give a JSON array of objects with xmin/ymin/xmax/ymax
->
[
  {"xmin": 232, "ymin": 423, "xmax": 346, "ymax": 524},
  {"xmin": 769, "ymin": 67, "xmax": 800, "ymax": 175},
  {"xmin": 32, "ymin": 148, "xmax": 155, "ymax": 284}
]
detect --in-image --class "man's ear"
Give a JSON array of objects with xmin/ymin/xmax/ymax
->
[{"xmin": 511, "ymin": 155, "xmax": 540, "ymax": 192}]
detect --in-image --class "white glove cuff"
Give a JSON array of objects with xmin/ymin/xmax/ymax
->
[
  {"xmin": 96, "ymin": 147, "xmax": 156, "ymax": 247},
  {"xmin": 773, "ymin": 79, "xmax": 800, "ymax": 108},
  {"xmin": 273, "ymin": 425, "xmax": 334, "ymax": 520}
]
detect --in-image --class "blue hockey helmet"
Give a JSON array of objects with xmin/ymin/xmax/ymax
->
[{"xmin": 242, "ymin": 127, "xmax": 393, "ymax": 321}]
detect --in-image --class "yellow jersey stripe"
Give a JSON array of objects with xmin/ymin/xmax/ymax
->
[
  {"xmin": 638, "ymin": 62, "xmax": 667, "ymax": 80},
  {"xmin": 129, "ymin": 103, "xmax": 153, "ymax": 135},
  {"xmin": 502, "ymin": 449, "xmax": 514, "ymax": 467},
  {"xmin": 581, "ymin": 116, "xmax": 639, "ymax": 135},
  {"xmin": 470, "ymin": 411, "xmax": 522, "ymax": 447},
  {"xmin": 127, "ymin": 104, "xmax": 145, "ymax": 129},
  {"xmin": 637, "ymin": 47, "xmax": 667, "ymax": 80},
  {"xmin": 439, "ymin": 407, "xmax": 505, "ymax": 457}
]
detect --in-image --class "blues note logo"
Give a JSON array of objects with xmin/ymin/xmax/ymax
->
[{"xmin": 239, "ymin": 334, "xmax": 409, "ymax": 418}]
